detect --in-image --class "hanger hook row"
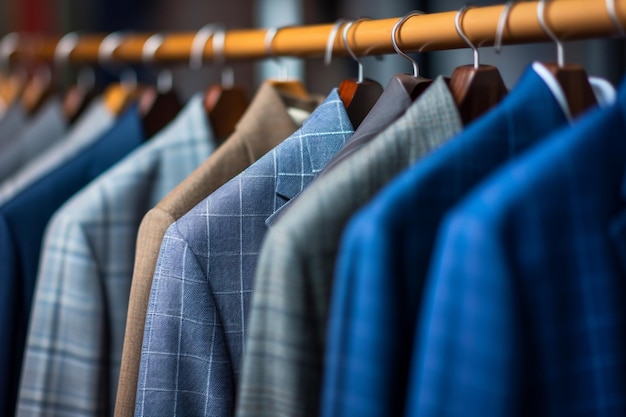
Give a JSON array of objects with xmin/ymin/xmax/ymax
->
[
  {"xmin": 455, "ymin": 4, "xmax": 479, "ymax": 70},
  {"xmin": 342, "ymin": 17, "xmax": 371, "ymax": 84},
  {"xmin": 537, "ymin": 0, "xmax": 564, "ymax": 68},
  {"xmin": 494, "ymin": 1, "xmax": 516, "ymax": 54},
  {"xmin": 606, "ymin": 0, "xmax": 626, "ymax": 36},
  {"xmin": 190, "ymin": 23, "xmax": 219, "ymax": 70},
  {"xmin": 324, "ymin": 18, "xmax": 348, "ymax": 67},
  {"xmin": 392, "ymin": 10, "xmax": 425, "ymax": 78}
]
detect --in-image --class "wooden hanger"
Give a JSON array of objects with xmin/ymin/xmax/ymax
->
[
  {"xmin": 449, "ymin": 5, "xmax": 507, "ymax": 125},
  {"xmin": 535, "ymin": 0, "xmax": 596, "ymax": 118},
  {"xmin": 62, "ymin": 68, "xmax": 98, "ymax": 124},
  {"xmin": 337, "ymin": 19, "xmax": 382, "ymax": 128},
  {"xmin": 21, "ymin": 65, "xmax": 55, "ymax": 115},
  {"xmin": 391, "ymin": 11, "xmax": 432, "ymax": 101}
]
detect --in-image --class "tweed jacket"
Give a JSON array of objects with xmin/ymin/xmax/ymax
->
[
  {"xmin": 114, "ymin": 82, "xmax": 320, "ymax": 417},
  {"xmin": 134, "ymin": 90, "xmax": 352, "ymax": 417},
  {"xmin": 235, "ymin": 77, "xmax": 462, "ymax": 417},
  {"xmin": 405, "ymin": 79, "xmax": 626, "ymax": 417},
  {"xmin": 17, "ymin": 96, "xmax": 216, "ymax": 417},
  {"xmin": 321, "ymin": 66, "xmax": 570, "ymax": 417}
]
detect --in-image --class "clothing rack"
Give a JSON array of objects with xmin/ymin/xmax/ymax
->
[{"xmin": 5, "ymin": 0, "xmax": 626, "ymax": 65}]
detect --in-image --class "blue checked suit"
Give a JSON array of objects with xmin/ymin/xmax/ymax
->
[
  {"xmin": 321, "ymin": 66, "xmax": 570, "ymax": 417},
  {"xmin": 0, "ymin": 106, "xmax": 145, "ymax": 417},
  {"xmin": 406, "ymin": 78, "xmax": 626, "ymax": 417},
  {"xmin": 17, "ymin": 96, "xmax": 217, "ymax": 417},
  {"xmin": 135, "ymin": 90, "xmax": 353, "ymax": 417}
]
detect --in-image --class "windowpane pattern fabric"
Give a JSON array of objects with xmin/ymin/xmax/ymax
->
[
  {"xmin": 115, "ymin": 82, "xmax": 319, "ymax": 417},
  {"xmin": 135, "ymin": 90, "xmax": 353, "ymax": 417},
  {"xmin": 235, "ymin": 77, "xmax": 462, "ymax": 417},
  {"xmin": 0, "ymin": 106, "xmax": 144, "ymax": 417},
  {"xmin": 406, "ymin": 80, "xmax": 626, "ymax": 417},
  {"xmin": 321, "ymin": 67, "xmax": 569, "ymax": 417},
  {"xmin": 17, "ymin": 96, "xmax": 217, "ymax": 417}
]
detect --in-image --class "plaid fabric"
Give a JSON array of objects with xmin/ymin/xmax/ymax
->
[
  {"xmin": 135, "ymin": 90, "xmax": 352, "ymax": 417},
  {"xmin": 235, "ymin": 77, "xmax": 462, "ymax": 417},
  {"xmin": 0, "ymin": 106, "xmax": 144, "ymax": 417},
  {"xmin": 406, "ymin": 80, "xmax": 626, "ymax": 417},
  {"xmin": 114, "ymin": 82, "xmax": 319, "ymax": 417},
  {"xmin": 0, "ymin": 98, "xmax": 67, "ymax": 183},
  {"xmin": 16, "ymin": 96, "xmax": 216, "ymax": 417},
  {"xmin": 321, "ymin": 66, "xmax": 570, "ymax": 417},
  {"xmin": 0, "ymin": 98, "xmax": 115, "ymax": 205}
]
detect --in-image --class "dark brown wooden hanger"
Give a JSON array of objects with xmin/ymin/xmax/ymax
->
[
  {"xmin": 448, "ymin": 6, "xmax": 507, "ymax": 125},
  {"xmin": 62, "ymin": 68, "xmax": 98, "ymax": 124},
  {"xmin": 204, "ymin": 82, "xmax": 248, "ymax": 139},
  {"xmin": 21, "ymin": 65, "xmax": 54, "ymax": 115}
]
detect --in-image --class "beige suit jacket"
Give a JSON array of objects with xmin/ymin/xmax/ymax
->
[{"xmin": 114, "ymin": 82, "xmax": 320, "ymax": 417}]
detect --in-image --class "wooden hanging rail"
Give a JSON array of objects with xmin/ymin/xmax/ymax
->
[{"xmin": 5, "ymin": 0, "xmax": 626, "ymax": 65}]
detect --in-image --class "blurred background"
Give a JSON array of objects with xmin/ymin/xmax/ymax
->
[{"xmin": 1, "ymin": 0, "xmax": 625, "ymax": 100}]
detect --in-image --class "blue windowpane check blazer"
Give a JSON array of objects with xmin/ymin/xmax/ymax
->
[
  {"xmin": 322, "ymin": 66, "xmax": 572, "ymax": 417},
  {"xmin": 406, "ymin": 78, "xmax": 626, "ymax": 416},
  {"xmin": 0, "ymin": 106, "xmax": 144, "ymax": 417},
  {"xmin": 134, "ymin": 90, "xmax": 353, "ymax": 417}
]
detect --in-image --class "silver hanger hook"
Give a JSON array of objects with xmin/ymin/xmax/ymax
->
[
  {"xmin": 342, "ymin": 18, "xmax": 370, "ymax": 83},
  {"xmin": 494, "ymin": 2, "xmax": 515, "ymax": 54},
  {"xmin": 455, "ymin": 5, "xmax": 479, "ymax": 70},
  {"xmin": 392, "ymin": 11, "xmax": 425, "ymax": 77},
  {"xmin": 98, "ymin": 31, "xmax": 137, "ymax": 89},
  {"xmin": 324, "ymin": 19, "xmax": 348, "ymax": 67},
  {"xmin": 213, "ymin": 25, "xmax": 235, "ymax": 88},
  {"xmin": 190, "ymin": 24, "xmax": 218, "ymax": 70},
  {"xmin": 54, "ymin": 32, "xmax": 79, "ymax": 69},
  {"xmin": 0, "ymin": 33, "xmax": 19, "ymax": 73},
  {"xmin": 265, "ymin": 26, "xmax": 292, "ymax": 81},
  {"xmin": 143, "ymin": 33, "xmax": 172, "ymax": 93},
  {"xmin": 606, "ymin": 0, "xmax": 626, "ymax": 36},
  {"xmin": 537, "ymin": 0, "xmax": 564, "ymax": 67}
]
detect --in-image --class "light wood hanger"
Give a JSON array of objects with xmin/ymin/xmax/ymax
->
[
  {"xmin": 448, "ymin": 5, "xmax": 507, "ymax": 126},
  {"xmin": 337, "ymin": 19, "xmax": 382, "ymax": 129},
  {"xmin": 391, "ymin": 11, "xmax": 432, "ymax": 101},
  {"xmin": 535, "ymin": 0, "xmax": 596, "ymax": 119}
]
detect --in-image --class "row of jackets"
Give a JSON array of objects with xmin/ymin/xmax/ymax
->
[{"xmin": 1, "ymin": 61, "xmax": 625, "ymax": 417}]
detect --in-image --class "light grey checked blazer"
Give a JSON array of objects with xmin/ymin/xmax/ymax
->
[
  {"xmin": 17, "ymin": 95, "xmax": 218, "ymax": 417},
  {"xmin": 235, "ymin": 77, "xmax": 463, "ymax": 417},
  {"xmin": 134, "ymin": 89, "xmax": 353, "ymax": 417}
]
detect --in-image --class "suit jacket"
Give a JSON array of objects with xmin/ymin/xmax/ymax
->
[
  {"xmin": 134, "ymin": 90, "xmax": 352, "ymax": 417},
  {"xmin": 406, "ymin": 78, "xmax": 626, "ymax": 417},
  {"xmin": 0, "ymin": 98, "xmax": 67, "ymax": 183},
  {"xmin": 321, "ymin": 66, "xmax": 570, "ymax": 417},
  {"xmin": 235, "ymin": 77, "xmax": 463, "ymax": 417},
  {"xmin": 0, "ymin": 97, "xmax": 115, "ymax": 205},
  {"xmin": 114, "ymin": 82, "xmax": 320, "ymax": 417},
  {"xmin": 17, "ymin": 96, "xmax": 216, "ymax": 417},
  {"xmin": 0, "ymin": 102, "xmax": 27, "ymax": 149},
  {"xmin": 0, "ymin": 106, "xmax": 144, "ymax": 417}
]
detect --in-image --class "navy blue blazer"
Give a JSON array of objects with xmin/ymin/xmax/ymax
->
[
  {"xmin": 322, "ymin": 66, "xmax": 571, "ymax": 417},
  {"xmin": 407, "ymin": 79, "xmax": 626, "ymax": 416},
  {"xmin": 0, "ymin": 106, "xmax": 145, "ymax": 417}
]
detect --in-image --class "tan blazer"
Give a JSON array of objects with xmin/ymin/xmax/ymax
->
[{"xmin": 114, "ymin": 82, "xmax": 320, "ymax": 417}]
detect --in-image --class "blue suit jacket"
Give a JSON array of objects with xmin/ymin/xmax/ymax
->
[
  {"xmin": 0, "ymin": 106, "xmax": 144, "ymax": 417},
  {"xmin": 407, "ymin": 79, "xmax": 626, "ymax": 416},
  {"xmin": 135, "ymin": 90, "xmax": 353, "ymax": 417},
  {"xmin": 322, "ymin": 66, "xmax": 570, "ymax": 417}
]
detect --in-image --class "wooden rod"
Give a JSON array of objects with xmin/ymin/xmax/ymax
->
[{"xmin": 6, "ymin": 0, "xmax": 626, "ymax": 65}]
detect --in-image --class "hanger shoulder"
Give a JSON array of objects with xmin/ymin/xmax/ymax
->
[
  {"xmin": 268, "ymin": 80, "xmax": 309, "ymax": 99},
  {"xmin": 205, "ymin": 84, "xmax": 248, "ymax": 139},
  {"xmin": 339, "ymin": 78, "xmax": 383, "ymax": 128},
  {"xmin": 449, "ymin": 64, "xmax": 507, "ymax": 125},
  {"xmin": 140, "ymin": 87, "xmax": 182, "ymax": 138},
  {"xmin": 103, "ymin": 83, "xmax": 140, "ymax": 116},
  {"xmin": 541, "ymin": 63, "xmax": 597, "ymax": 119},
  {"xmin": 392, "ymin": 73, "xmax": 432, "ymax": 101},
  {"xmin": 63, "ymin": 85, "xmax": 97, "ymax": 124}
]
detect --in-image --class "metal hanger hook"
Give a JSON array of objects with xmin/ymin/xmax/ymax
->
[
  {"xmin": 213, "ymin": 25, "xmax": 235, "ymax": 88},
  {"xmin": 537, "ymin": 0, "xmax": 564, "ymax": 68},
  {"xmin": 265, "ymin": 26, "xmax": 293, "ymax": 81},
  {"xmin": 0, "ymin": 32, "xmax": 19, "ymax": 73},
  {"xmin": 342, "ymin": 18, "xmax": 370, "ymax": 83},
  {"xmin": 54, "ymin": 32, "xmax": 79, "ymax": 69},
  {"xmin": 142, "ymin": 33, "xmax": 173, "ymax": 92},
  {"xmin": 606, "ymin": 0, "xmax": 626, "ymax": 36},
  {"xmin": 455, "ymin": 5, "xmax": 479, "ymax": 70},
  {"xmin": 190, "ymin": 23, "xmax": 219, "ymax": 70},
  {"xmin": 324, "ymin": 19, "xmax": 348, "ymax": 67},
  {"xmin": 392, "ymin": 11, "xmax": 425, "ymax": 77},
  {"xmin": 494, "ymin": 2, "xmax": 515, "ymax": 54},
  {"xmin": 98, "ymin": 31, "xmax": 137, "ymax": 89}
]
